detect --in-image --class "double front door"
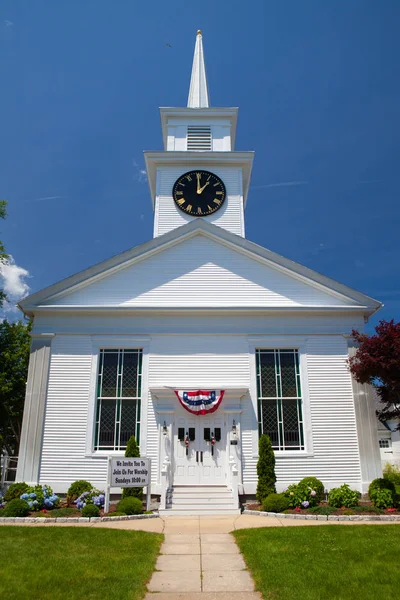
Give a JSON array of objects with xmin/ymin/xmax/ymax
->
[{"xmin": 173, "ymin": 413, "xmax": 226, "ymax": 485}]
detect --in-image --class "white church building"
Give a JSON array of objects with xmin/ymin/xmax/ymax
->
[{"xmin": 17, "ymin": 32, "xmax": 382, "ymax": 512}]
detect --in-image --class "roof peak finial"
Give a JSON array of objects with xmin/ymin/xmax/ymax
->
[{"xmin": 187, "ymin": 30, "xmax": 209, "ymax": 108}]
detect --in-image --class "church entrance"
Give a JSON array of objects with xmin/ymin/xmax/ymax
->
[{"xmin": 173, "ymin": 413, "xmax": 227, "ymax": 485}]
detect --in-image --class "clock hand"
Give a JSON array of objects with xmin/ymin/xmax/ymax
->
[
  {"xmin": 196, "ymin": 173, "xmax": 201, "ymax": 194},
  {"xmin": 198, "ymin": 181, "xmax": 210, "ymax": 194}
]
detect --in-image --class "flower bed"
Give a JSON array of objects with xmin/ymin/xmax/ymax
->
[{"xmin": 246, "ymin": 502, "xmax": 400, "ymax": 516}]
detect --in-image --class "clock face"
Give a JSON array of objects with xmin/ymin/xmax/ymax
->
[{"xmin": 172, "ymin": 170, "xmax": 226, "ymax": 217}]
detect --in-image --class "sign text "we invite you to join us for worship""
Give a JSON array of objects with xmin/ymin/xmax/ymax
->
[{"xmin": 110, "ymin": 458, "xmax": 150, "ymax": 487}]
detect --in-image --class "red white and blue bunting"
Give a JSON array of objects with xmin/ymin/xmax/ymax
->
[{"xmin": 174, "ymin": 390, "xmax": 225, "ymax": 416}]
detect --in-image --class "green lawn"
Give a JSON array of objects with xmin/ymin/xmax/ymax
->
[
  {"xmin": 0, "ymin": 527, "xmax": 163, "ymax": 600},
  {"xmin": 233, "ymin": 525, "xmax": 400, "ymax": 600}
]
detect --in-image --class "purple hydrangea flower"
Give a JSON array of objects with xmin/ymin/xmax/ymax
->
[{"xmin": 301, "ymin": 501, "xmax": 310, "ymax": 508}]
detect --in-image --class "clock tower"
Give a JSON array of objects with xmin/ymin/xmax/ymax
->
[{"xmin": 145, "ymin": 31, "xmax": 254, "ymax": 238}]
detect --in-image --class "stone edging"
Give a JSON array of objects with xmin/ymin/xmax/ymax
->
[
  {"xmin": 0, "ymin": 513, "xmax": 159, "ymax": 523},
  {"xmin": 243, "ymin": 509, "xmax": 400, "ymax": 522}
]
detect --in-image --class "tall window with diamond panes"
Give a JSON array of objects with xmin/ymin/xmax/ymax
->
[
  {"xmin": 94, "ymin": 349, "xmax": 142, "ymax": 451},
  {"xmin": 256, "ymin": 349, "xmax": 304, "ymax": 451}
]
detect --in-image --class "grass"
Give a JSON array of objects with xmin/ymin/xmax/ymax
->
[
  {"xmin": 233, "ymin": 525, "xmax": 400, "ymax": 600},
  {"xmin": 0, "ymin": 526, "xmax": 163, "ymax": 600}
]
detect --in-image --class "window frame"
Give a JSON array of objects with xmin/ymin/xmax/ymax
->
[
  {"xmin": 94, "ymin": 349, "xmax": 143, "ymax": 452},
  {"xmin": 85, "ymin": 337, "xmax": 150, "ymax": 457},
  {"xmin": 256, "ymin": 348, "xmax": 305, "ymax": 451},
  {"xmin": 248, "ymin": 338, "xmax": 313, "ymax": 458}
]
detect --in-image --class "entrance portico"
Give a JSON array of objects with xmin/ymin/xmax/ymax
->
[{"xmin": 151, "ymin": 387, "xmax": 247, "ymax": 511}]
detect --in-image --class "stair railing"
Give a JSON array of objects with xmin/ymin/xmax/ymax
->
[
  {"xmin": 159, "ymin": 456, "xmax": 171, "ymax": 510},
  {"xmin": 229, "ymin": 455, "xmax": 239, "ymax": 509}
]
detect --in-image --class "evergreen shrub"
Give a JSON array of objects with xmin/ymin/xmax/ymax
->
[
  {"xmin": 328, "ymin": 484, "xmax": 359, "ymax": 508},
  {"xmin": 3, "ymin": 498, "xmax": 30, "ymax": 517},
  {"xmin": 116, "ymin": 497, "xmax": 143, "ymax": 515},
  {"xmin": 81, "ymin": 504, "xmax": 100, "ymax": 518},
  {"xmin": 122, "ymin": 436, "xmax": 143, "ymax": 502},
  {"xmin": 262, "ymin": 493, "xmax": 290, "ymax": 513},
  {"xmin": 67, "ymin": 480, "xmax": 93, "ymax": 505},
  {"xmin": 256, "ymin": 435, "xmax": 276, "ymax": 503},
  {"xmin": 4, "ymin": 482, "xmax": 29, "ymax": 502}
]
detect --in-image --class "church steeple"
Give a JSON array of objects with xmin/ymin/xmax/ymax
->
[{"xmin": 187, "ymin": 30, "xmax": 210, "ymax": 108}]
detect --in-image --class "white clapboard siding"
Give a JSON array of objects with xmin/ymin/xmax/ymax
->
[
  {"xmin": 148, "ymin": 335, "xmax": 250, "ymax": 388},
  {"xmin": 39, "ymin": 336, "xmax": 108, "ymax": 489},
  {"xmin": 154, "ymin": 166, "xmax": 244, "ymax": 237},
  {"xmin": 49, "ymin": 236, "xmax": 355, "ymax": 308},
  {"xmin": 241, "ymin": 335, "xmax": 361, "ymax": 491}
]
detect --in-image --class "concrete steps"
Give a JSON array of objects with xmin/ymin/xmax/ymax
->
[{"xmin": 159, "ymin": 485, "xmax": 240, "ymax": 515}]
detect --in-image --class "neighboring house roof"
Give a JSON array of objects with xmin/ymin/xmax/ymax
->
[{"xmin": 19, "ymin": 219, "xmax": 382, "ymax": 316}]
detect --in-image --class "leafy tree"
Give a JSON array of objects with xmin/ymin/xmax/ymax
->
[
  {"xmin": 349, "ymin": 320, "xmax": 400, "ymax": 426},
  {"xmin": 122, "ymin": 435, "xmax": 143, "ymax": 501},
  {"xmin": 0, "ymin": 319, "xmax": 31, "ymax": 455},
  {"xmin": 256, "ymin": 434, "xmax": 276, "ymax": 503},
  {"xmin": 0, "ymin": 200, "xmax": 9, "ymax": 308}
]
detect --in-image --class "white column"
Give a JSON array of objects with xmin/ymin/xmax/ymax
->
[
  {"xmin": 16, "ymin": 334, "xmax": 54, "ymax": 485},
  {"xmin": 348, "ymin": 341, "xmax": 382, "ymax": 492}
]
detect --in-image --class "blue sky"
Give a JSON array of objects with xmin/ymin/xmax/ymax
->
[{"xmin": 0, "ymin": 1, "xmax": 399, "ymax": 329}]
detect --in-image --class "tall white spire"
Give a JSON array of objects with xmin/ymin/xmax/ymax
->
[{"xmin": 187, "ymin": 30, "xmax": 210, "ymax": 108}]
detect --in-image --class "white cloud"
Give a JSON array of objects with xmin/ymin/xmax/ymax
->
[
  {"xmin": 0, "ymin": 255, "xmax": 30, "ymax": 312},
  {"xmin": 133, "ymin": 160, "xmax": 147, "ymax": 183}
]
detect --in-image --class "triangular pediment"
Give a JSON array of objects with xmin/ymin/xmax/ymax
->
[{"xmin": 20, "ymin": 222, "xmax": 380, "ymax": 312}]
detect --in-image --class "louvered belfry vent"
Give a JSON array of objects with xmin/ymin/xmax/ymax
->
[{"xmin": 187, "ymin": 126, "xmax": 212, "ymax": 151}]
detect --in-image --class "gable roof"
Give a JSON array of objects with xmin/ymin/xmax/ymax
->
[{"xmin": 19, "ymin": 220, "xmax": 381, "ymax": 316}]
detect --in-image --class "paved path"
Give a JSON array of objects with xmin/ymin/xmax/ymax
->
[{"xmin": 145, "ymin": 531, "xmax": 260, "ymax": 599}]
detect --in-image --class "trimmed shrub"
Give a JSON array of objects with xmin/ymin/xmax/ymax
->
[
  {"xmin": 262, "ymin": 493, "xmax": 290, "ymax": 513},
  {"xmin": 328, "ymin": 484, "xmax": 359, "ymax": 508},
  {"xmin": 67, "ymin": 480, "xmax": 93, "ymax": 505},
  {"xmin": 256, "ymin": 435, "xmax": 276, "ymax": 503},
  {"xmin": 3, "ymin": 498, "xmax": 30, "ymax": 517},
  {"xmin": 81, "ymin": 504, "xmax": 100, "ymax": 518},
  {"xmin": 4, "ymin": 482, "xmax": 29, "ymax": 502},
  {"xmin": 116, "ymin": 497, "xmax": 143, "ymax": 515},
  {"xmin": 383, "ymin": 463, "xmax": 400, "ymax": 487},
  {"xmin": 122, "ymin": 436, "xmax": 143, "ymax": 502},
  {"xmin": 298, "ymin": 477, "xmax": 324, "ymax": 504}
]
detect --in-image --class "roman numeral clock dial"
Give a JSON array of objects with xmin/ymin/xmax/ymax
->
[{"xmin": 172, "ymin": 170, "xmax": 226, "ymax": 217}]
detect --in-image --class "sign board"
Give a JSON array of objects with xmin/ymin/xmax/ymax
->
[
  {"xmin": 104, "ymin": 457, "xmax": 151, "ymax": 513},
  {"xmin": 110, "ymin": 457, "xmax": 150, "ymax": 487}
]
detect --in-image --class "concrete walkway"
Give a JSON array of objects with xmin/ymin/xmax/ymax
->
[{"xmin": 145, "ymin": 531, "xmax": 260, "ymax": 599}]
